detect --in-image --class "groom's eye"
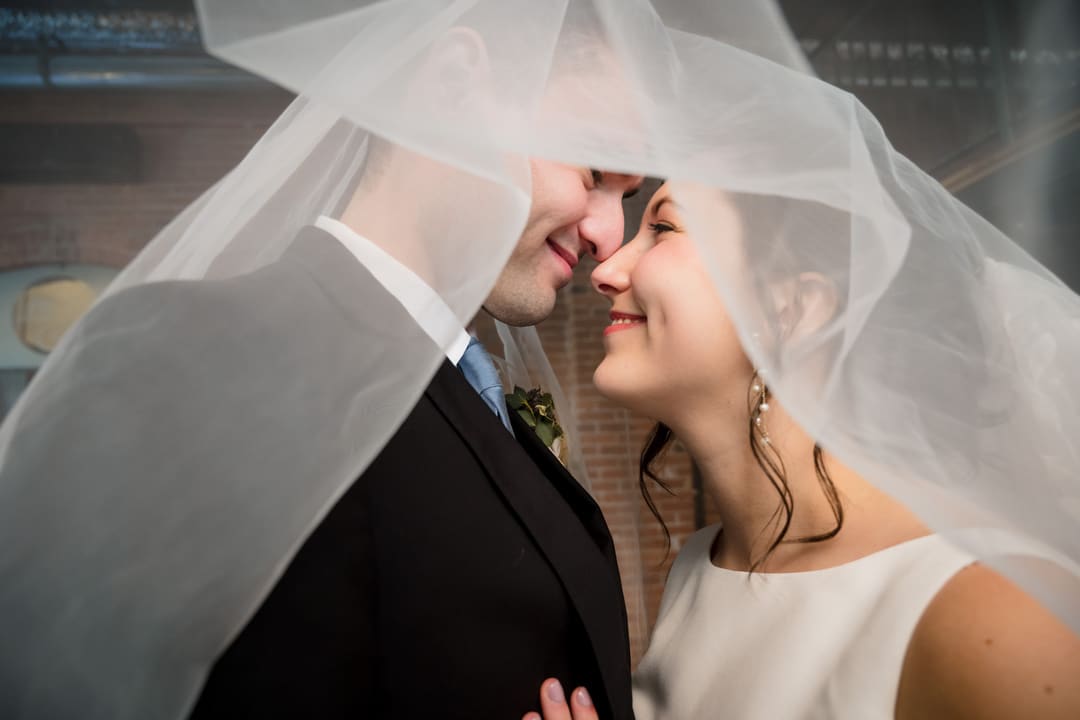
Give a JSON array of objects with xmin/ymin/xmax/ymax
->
[{"xmin": 590, "ymin": 169, "xmax": 603, "ymax": 187}]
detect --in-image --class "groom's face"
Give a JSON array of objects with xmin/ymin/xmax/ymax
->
[{"xmin": 482, "ymin": 159, "xmax": 642, "ymax": 326}]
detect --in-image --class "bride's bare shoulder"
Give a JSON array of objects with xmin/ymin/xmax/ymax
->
[{"xmin": 894, "ymin": 563, "xmax": 1080, "ymax": 720}]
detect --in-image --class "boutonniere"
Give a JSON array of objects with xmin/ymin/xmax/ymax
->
[{"xmin": 506, "ymin": 386, "xmax": 568, "ymax": 465}]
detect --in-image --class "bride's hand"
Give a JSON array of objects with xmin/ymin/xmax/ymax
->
[{"xmin": 521, "ymin": 678, "xmax": 598, "ymax": 720}]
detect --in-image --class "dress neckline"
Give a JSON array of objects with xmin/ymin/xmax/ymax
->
[{"xmin": 703, "ymin": 524, "xmax": 939, "ymax": 578}]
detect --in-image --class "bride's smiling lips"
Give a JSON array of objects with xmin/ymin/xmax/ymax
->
[{"xmin": 605, "ymin": 310, "xmax": 647, "ymax": 336}]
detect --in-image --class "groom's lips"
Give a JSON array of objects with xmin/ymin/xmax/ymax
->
[{"xmin": 546, "ymin": 239, "xmax": 578, "ymax": 272}]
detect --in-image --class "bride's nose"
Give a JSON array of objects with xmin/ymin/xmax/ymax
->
[{"xmin": 591, "ymin": 242, "xmax": 634, "ymax": 298}]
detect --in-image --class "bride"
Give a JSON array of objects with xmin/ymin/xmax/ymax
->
[{"xmin": 521, "ymin": 181, "xmax": 1080, "ymax": 719}]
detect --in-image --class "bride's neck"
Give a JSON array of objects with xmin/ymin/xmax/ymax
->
[{"xmin": 669, "ymin": 398, "xmax": 922, "ymax": 571}]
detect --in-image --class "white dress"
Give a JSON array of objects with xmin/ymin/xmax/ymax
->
[{"xmin": 632, "ymin": 526, "xmax": 974, "ymax": 719}]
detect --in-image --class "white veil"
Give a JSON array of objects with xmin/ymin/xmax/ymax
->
[{"xmin": 1, "ymin": 1, "xmax": 1078, "ymax": 718}]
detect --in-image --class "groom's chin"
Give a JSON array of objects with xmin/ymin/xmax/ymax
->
[{"xmin": 483, "ymin": 288, "xmax": 558, "ymax": 327}]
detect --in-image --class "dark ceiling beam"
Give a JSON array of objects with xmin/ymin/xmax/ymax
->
[
  {"xmin": 0, "ymin": 5, "xmax": 1075, "ymax": 91},
  {"xmin": 0, "ymin": 54, "xmax": 267, "ymax": 90},
  {"xmin": 0, "ymin": 8, "xmax": 201, "ymax": 54}
]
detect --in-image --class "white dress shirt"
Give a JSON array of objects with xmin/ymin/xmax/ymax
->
[{"xmin": 315, "ymin": 216, "xmax": 471, "ymax": 365}]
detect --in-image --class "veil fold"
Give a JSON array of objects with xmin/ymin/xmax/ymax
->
[{"xmin": 1, "ymin": 2, "xmax": 1077, "ymax": 717}]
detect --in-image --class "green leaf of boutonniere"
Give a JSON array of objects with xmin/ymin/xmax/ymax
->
[
  {"xmin": 535, "ymin": 420, "xmax": 556, "ymax": 447},
  {"xmin": 516, "ymin": 406, "xmax": 537, "ymax": 428},
  {"xmin": 505, "ymin": 385, "xmax": 565, "ymax": 451}
]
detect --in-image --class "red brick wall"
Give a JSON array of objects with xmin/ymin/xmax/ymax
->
[
  {"xmin": 0, "ymin": 89, "xmax": 292, "ymax": 269},
  {"xmin": 535, "ymin": 264, "xmax": 702, "ymax": 663}
]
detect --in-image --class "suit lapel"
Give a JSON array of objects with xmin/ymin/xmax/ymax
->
[
  {"xmin": 509, "ymin": 411, "xmax": 621, "ymax": 569},
  {"xmin": 280, "ymin": 226, "xmax": 633, "ymax": 715},
  {"xmin": 425, "ymin": 361, "xmax": 632, "ymax": 719}
]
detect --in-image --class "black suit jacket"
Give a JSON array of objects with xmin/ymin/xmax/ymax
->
[{"xmin": 188, "ymin": 229, "xmax": 634, "ymax": 718}]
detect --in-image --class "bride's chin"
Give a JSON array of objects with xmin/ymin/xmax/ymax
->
[
  {"xmin": 593, "ymin": 363, "xmax": 625, "ymax": 403},
  {"xmin": 593, "ymin": 363, "xmax": 653, "ymax": 416}
]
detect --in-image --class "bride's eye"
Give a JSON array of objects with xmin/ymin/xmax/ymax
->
[{"xmin": 648, "ymin": 221, "xmax": 677, "ymax": 235}]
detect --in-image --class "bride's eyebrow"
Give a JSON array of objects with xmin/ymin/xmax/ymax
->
[{"xmin": 649, "ymin": 196, "xmax": 680, "ymax": 216}]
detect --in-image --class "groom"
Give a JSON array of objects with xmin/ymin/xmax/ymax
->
[
  {"xmin": 187, "ymin": 123, "xmax": 644, "ymax": 719},
  {"xmin": 190, "ymin": 152, "xmax": 643, "ymax": 718}
]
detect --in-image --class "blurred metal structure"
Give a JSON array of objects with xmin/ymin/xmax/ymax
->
[
  {"xmin": 781, "ymin": 0, "xmax": 1080, "ymax": 288},
  {"xmin": 781, "ymin": 0, "xmax": 1078, "ymax": 178},
  {"xmin": 0, "ymin": 1, "xmax": 263, "ymax": 89},
  {"xmin": 2, "ymin": 2, "xmax": 1076, "ymax": 101}
]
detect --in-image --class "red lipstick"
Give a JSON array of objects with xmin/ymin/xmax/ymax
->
[{"xmin": 605, "ymin": 310, "xmax": 647, "ymax": 336}]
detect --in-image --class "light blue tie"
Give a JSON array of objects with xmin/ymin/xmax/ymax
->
[{"xmin": 458, "ymin": 336, "xmax": 513, "ymax": 433}]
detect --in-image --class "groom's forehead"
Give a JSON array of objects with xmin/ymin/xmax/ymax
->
[{"xmin": 534, "ymin": 51, "xmax": 644, "ymax": 153}]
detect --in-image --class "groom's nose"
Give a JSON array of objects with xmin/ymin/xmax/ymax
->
[{"xmin": 578, "ymin": 178, "xmax": 642, "ymax": 262}]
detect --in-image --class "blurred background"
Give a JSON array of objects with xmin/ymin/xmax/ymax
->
[{"xmin": 1, "ymin": 0, "xmax": 1076, "ymax": 661}]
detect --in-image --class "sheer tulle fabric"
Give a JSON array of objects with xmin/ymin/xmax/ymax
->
[{"xmin": 0, "ymin": 1, "xmax": 1077, "ymax": 717}]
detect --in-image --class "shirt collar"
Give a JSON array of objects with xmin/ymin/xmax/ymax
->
[{"xmin": 315, "ymin": 216, "xmax": 470, "ymax": 365}]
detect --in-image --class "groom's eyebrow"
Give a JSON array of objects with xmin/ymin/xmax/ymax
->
[
  {"xmin": 616, "ymin": 173, "xmax": 644, "ymax": 199},
  {"xmin": 592, "ymin": 169, "xmax": 643, "ymax": 199}
]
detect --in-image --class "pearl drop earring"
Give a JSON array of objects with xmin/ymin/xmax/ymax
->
[{"xmin": 751, "ymin": 370, "xmax": 771, "ymax": 445}]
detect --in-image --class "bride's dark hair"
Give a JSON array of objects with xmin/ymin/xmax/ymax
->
[
  {"xmin": 639, "ymin": 417, "xmax": 842, "ymax": 573},
  {"xmin": 639, "ymin": 194, "xmax": 848, "ymax": 572}
]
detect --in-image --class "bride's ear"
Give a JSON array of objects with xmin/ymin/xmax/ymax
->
[{"xmin": 773, "ymin": 271, "xmax": 839, "ymax": 340}]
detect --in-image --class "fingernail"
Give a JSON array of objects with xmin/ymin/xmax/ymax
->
[
  {"xmin": 575, "ymin": 688, "xmax": 593, "ymax": 708},
  {"xmin": 546, "ymin": 679, "xmax": 565, "ymax": 703}
]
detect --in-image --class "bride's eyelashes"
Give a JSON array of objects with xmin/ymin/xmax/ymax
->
[{"xmin": 648, "ymin": 221, "xmax": 678, "ymax": 234}]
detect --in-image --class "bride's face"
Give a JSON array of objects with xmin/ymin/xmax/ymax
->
[{"xmin": 591, "ymin": 183, "xmax": 753, "ymax": 420}]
